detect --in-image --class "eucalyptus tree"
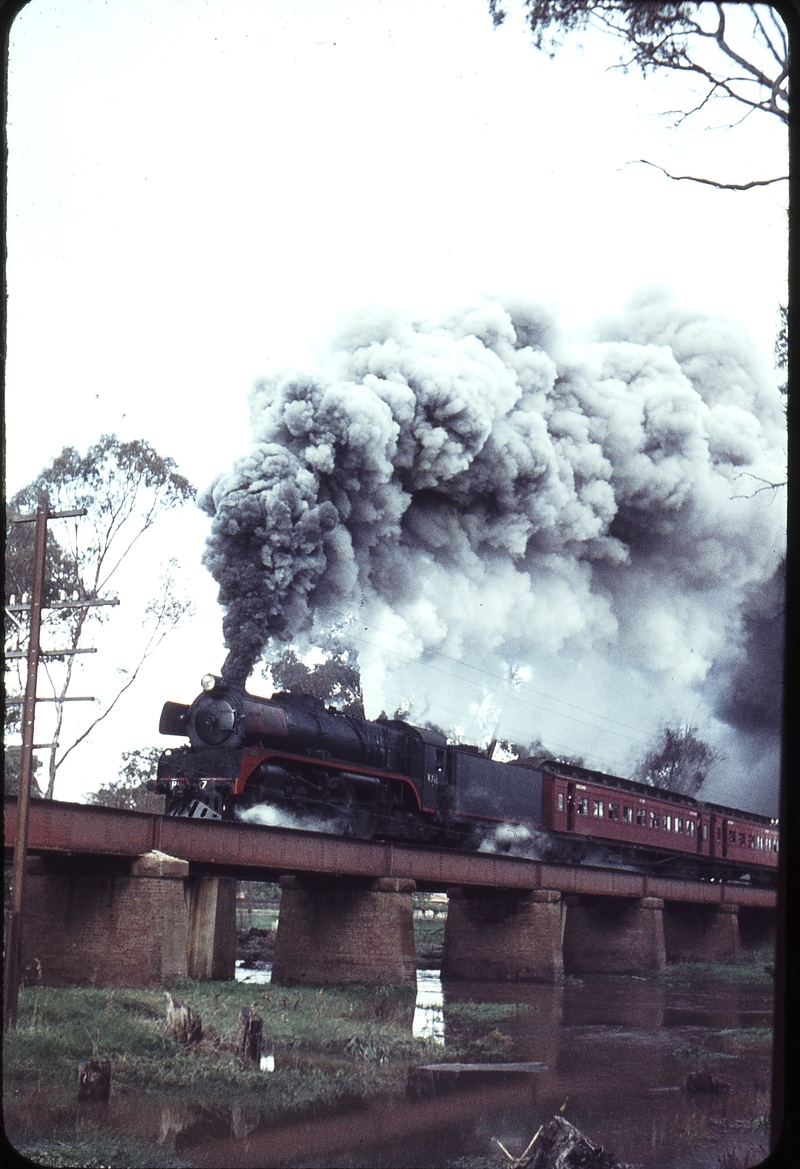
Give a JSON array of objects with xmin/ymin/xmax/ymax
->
[
  {"xmin": 488, "ymin": 1, "xmax": 789, "ymax": 188},
  {"xmin": 5, "ymin": 435, "xmax": 195, "ymax": 798},
  {"xmin": 634, "ymin": 723, "xmax": 722, "ymax": 795}
]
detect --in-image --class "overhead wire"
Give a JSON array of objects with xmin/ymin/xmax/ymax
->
[{"xmin": 325, "ymin": 606, "xmax": 653, "ymax": 748}]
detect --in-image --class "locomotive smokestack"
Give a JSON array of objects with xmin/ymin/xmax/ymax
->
[
  {"xmin": 200, "ymin": 288, "xmax": 785, "ymax": 810},
  {"xmin": 221, "ymin": 653, "xmax": 249, "ymax": 688}
]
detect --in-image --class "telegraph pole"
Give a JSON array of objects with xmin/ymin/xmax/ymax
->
[
  {"xmin": 4, "ymin": 502, "xmax": 49, "ymax": 1031},
  {"xmin": 3, "ymin": 501, "xmax": 111, "ymax": 1031}
]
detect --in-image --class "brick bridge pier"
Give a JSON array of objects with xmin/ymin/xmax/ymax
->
[
  {"xmin": 18, "ymin": 859, "xmax": 758, "ymax": 989},
  {"xmin": 18, "ymin": 853, "xmax": 237, "ymax": 986},
  {"xmin": 6, "ymin": 801, "xmax": 775, "ymax": 988}
]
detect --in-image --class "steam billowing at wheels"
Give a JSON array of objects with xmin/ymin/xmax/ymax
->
[
  {"xmin": 152, "ymin": 675, "xmax": 779, "ymax": 885},
  {"xmin": 196, "ymin": 290, "xmax": 785, "ymax": 817}
]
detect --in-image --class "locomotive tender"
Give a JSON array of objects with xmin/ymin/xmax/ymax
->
[{"xmin": 152, "ymin": 674, "xmax": 779, "ymax": 884}]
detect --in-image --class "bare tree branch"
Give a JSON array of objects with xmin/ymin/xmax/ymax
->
[
  {"xmin": 731, "ymin": 470, "xmax": 787, "ymax": 498},
  {"xmin": 492, "ymin": 1, "xmax": 790, "ymax": 178},
  {"xmin": 636, "ymin": 159, "xmax": 788, "ymax": 190}
]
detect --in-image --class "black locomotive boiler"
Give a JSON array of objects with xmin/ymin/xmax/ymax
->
[
  {"xmin": 153, "ymin": 673, "xmax": 536, "ymax": 846},
  {"xmin": 152, "ymin": 675, "xmax": 779, "ymax": 883}
]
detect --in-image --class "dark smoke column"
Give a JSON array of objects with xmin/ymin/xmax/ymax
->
[{"xmin": 200, "ymin": 443, "xmax": 340, "ymax": 684}]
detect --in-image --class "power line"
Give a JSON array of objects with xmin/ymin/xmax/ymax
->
[{"xmin": 327, "ymin": 608, "xmax": 652, "ymax": 747}]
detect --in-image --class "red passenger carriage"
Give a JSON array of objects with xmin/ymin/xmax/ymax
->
[{"xmin": 540, "ymin": 761, "xmax": 779, "ymax": 881}]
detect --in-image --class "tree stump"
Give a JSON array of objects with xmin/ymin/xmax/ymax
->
[
  {"xmin": 235, "ymin": 1006, "xmax": 263, "ymax": 1066},
  {"xmin": 77, "ymin": 1059, "xmax": 111, "ymax": 1101},
  {"xmin": 523, "ymin": 1115, "xmax": 632, "ymax": 1169},
  {"xmin": 164, "ymin": 992, "xmax": 202, "ymax": 1044},
  {"xmin": 684, "ymin": 1069, "xmax": 733, "ymax": 1093}
]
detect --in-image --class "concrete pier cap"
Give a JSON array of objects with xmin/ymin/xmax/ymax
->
[{"xmin": 131, "ymin": 850, "xmax": 189, "ymax": 879}]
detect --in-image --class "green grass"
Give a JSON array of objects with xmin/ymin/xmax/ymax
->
[
  {"xmin": 444, "ymin": 1002, "xmax": 525, "ymax": 1022},
  {"xmin": 673, "ymin": 1046, "xmax": 737, "ymax": 1061},
  {"xmin": 673, "ymin": 1024, "xmax": 772, "ymax": 1065},
  {"xmin": 4, "ymin": 981, "xmax": 435, "ymax": 1105},
  {"xmin": 717, "ymin": 1027, "xmax": 773, "ymax": 1043},
  {"xmin": 5, "ymin": 982, "xmax": 447, "ymax": 1169},
  {"xmin": 237, "ymin": 907, "xmax": 279, "ymax": 932},
  {"xmin": 8, "ymin": 1131, "xmax": 196, "ymax": 1169},
  {"xmin": 657, "ymin": 956, "xmax": 773, "ymax": 986}
]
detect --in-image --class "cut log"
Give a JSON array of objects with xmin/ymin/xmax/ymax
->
[
  {"xmin": 235, "ymin": 1006, "xmax": 264, "ymax": 1066},
  {"xmin": 522, "ymin": 1115, "xmax": 632, "ymax": 1169},
  {"xmin": 164, "ymin": 991, "xmax": 202, "ymax": 1045},
  {"xmin": 77, "ymin": 1059, "xmax": 111, "ymax": 1101}
]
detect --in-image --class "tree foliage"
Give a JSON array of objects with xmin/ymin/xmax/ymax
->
[
  {"xmin": 489, "ymin": 1, "xmax": 788, "ymax": 187},
  {"xmin": 634, "ymin": 723, "xmax": 721, "ymax": 795},
  {"xmin": 84, "ymin": 747, "xmax": 164, "ymax": 813},
  {"xmin": 266, "ymin": 632, "xmax": 364, "ymax": 718},
  {"xmin": 4, "ymin": 747, "xmax": 44, "ymax": 797},
  {"xmin": 5, "ymin": 435, "xmax": 195, "ymax": 799}
]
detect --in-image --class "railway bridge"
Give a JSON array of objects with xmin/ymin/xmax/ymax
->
[{"xmin": 4, "ymin": 798, "xmax": 777, "ymax": 988}]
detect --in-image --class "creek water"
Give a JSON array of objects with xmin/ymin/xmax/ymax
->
[{"xmin": 4, "ymin": 966, "xmax": 774, "ymax": 1169}]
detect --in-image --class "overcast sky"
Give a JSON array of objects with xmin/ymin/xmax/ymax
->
[{"xmin": 4, "ymin": 0, "xmax": 787, "ymax": 808}]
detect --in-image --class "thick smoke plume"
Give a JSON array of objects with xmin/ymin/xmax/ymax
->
[{"xmin": 200, "ymin": 289, "xmax": 785, "ymax": 811}]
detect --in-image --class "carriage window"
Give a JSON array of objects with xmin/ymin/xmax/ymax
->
[
  {"xmin": 636, "ymin": 808, "xmax": 646, "ymax": 826},
  {"xmin": 650, "ymin": 811, "xmax": 659, "ymax": 829},
  {"xmin": 674, "ymin": 817, "xmax": 683, "ymax": 833},
  {"xmin": 747, "ymin": 834, "xmax": 755, "ymax": 848},
  {"xmin": 623, "ymin": 806, "xmax": 633, "ymax": 823},
  {"xmin": 577, "ymin": 797, "xmax": 589, "ymax": 815},
  {"xmin": 592, "ymin": 799, "xmax": 604, "ymax": 817},
  {"xmin": 729, "ymin": 829, "xmax": 736, "ymax": 844},
  {"xmin": 739, "ymin": 832, "xmax": 746, "ymax": 846},
  {"xmin": 702, "ymin": 823, "xmax": 708, "ymax": 840},
  {"xmin": 557, "ymin": 792, "xmax": 565, "ymax": 811},
  {"xmin": 756, "ymin": 836, "xmax": 763, "ymax": 849},
  {"xmin": 663, "ymin": 815, "xmax": 672, "ymax": 831},
  {"xmin": 687, "ymin": 820, "xmax": 696, "ymax": 837},
  {"xmin": 607, "ymin": 803, "xmax": 619, "ymax": 820}
]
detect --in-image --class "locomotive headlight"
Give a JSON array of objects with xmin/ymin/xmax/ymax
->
[{"xmin": 201, "ymin": 673, "xmax": 222, "ymax": 693}]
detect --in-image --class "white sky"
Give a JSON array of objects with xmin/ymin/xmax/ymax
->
[{"xmin": 4, "ymin": 0, "xmax": 788, "ymax": 803}]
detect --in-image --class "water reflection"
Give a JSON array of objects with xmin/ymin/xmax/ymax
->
[
  {"xmin": 235, "ymin": 959, "xmax": 446, "ymax": 1044},
  {"xmin": 235, "ymin": 958, "xmax": 272, "ymax": 984},
  {"xmin": 6, "ymin": 974, "xmax": 774, "ymax": 1169},
  {"xmin": 413, "ymin": 969, "xmax": 445, "ymax": 1043},
  {"xmin": 442, "ymin": 978, "xmax": 564, "ymax": 1070}
]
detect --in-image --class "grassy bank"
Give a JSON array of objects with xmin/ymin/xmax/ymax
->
[
  {"xmin": 655, "ymin": 939, "xmax": 775, "ymax": 986},
  {"xmin": 10, "ymin": 1132, "xmax": 197, "ymax": 1169},
  {"xmin": 4, "ymin": 980, "xmax": 534, "ymax": 1168},
  {"xmin": 4, "ymin": 981, "xmax": 431, "ymax": 1099},
  {"xmin": 5, "ymin": 942, "xmax": 775, "ymax": 1168},
  {"xmin": 5, "ymin": 981, "xmax": 435, "ymax": 1167}
]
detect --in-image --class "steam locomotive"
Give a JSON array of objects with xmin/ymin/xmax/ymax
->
[{"xmin": 152, "ymin": 674, "xmax": 779, "ymax": 884}]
